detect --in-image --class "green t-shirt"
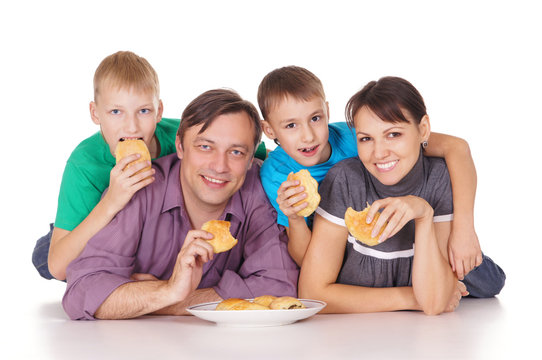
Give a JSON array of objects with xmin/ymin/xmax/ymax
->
[{"xmin": 54, "ymin": 118, "xmax": 267, "ymax": 231}]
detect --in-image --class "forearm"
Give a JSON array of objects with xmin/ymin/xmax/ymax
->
[
  {"xmin": 95, "ymin": 280, "xmax": 178, "ymax": 320},
  {"xmin": 152, "ymin": 288, "xmax": 222, "ymax": 316},
  {"xmin": 426, "ymin": 132, "xmax": 477, "ymax": 216},
  {"xmin": 49, "ymin": 198, "xmax": 120, "ymax": 280},
  {"xmin": 412, "ymin": 218, "xmax": 456, "ymax": 315},
  {"xmin": 300, "ymin": 280, "xmax": 420, "ymax": 314},
  {"xmin": 286, "ymin": 219, "xmax": 312, "ymax": 266}
]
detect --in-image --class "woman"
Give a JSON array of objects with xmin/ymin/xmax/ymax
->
[{"xmin": 299, "ymin": 77, "xmax": 504, "ymax": 315}]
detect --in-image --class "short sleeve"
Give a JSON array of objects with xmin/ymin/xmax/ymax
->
[{"xmin": 316, "ymin": 161, "xmax": 356, "ymax": 227}]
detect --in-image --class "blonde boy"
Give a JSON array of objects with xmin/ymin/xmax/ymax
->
[
  {"xmin": 258, "ymin": 66, "xmax": 482, "ymax": 276},
  {"xmin": 32, "ymin": 51, "xmax": 179, "ymax": 280}
]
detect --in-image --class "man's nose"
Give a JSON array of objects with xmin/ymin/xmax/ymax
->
[{"xmin": 210, "ymin": 151, "xmax": 229, "ymax": 173}]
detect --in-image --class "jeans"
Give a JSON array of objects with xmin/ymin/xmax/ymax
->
[
  {"xmin": 462, "ymin": 254, "xmax": 506, "ymax": 298},
  {"xmin": 32, "ymin": 223, "xmax": 55, "ymax": 280}
]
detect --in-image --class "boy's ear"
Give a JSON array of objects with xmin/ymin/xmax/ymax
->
[
  {"xmin": 89, "ymin": 101, "xmax": 100, "ymax": 125},
  {"xmin": 261, "ymin": 120, "xmax": 277, "ymax": 140},
  {"xmin": 156, "ymin": 99, "xmax": 164, "ymax": 123},
  {"xmin": 325, "ymin": 101, "xmax": 330, "ymax": 121},
  {"xmin": 420, "ymin": 115, "xmax": 431, "ymax": 141}
]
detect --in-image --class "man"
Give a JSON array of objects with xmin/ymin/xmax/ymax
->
[{"xmin": 63, "ymin": 89, "xmax": 299, "ymax": 320}]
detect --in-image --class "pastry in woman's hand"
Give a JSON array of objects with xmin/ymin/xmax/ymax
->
[{"xmin": 344, "ymin": 205, "xmax": 386, "ymax": 246}]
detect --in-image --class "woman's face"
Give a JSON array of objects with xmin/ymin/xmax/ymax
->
[{"xmin": 354, "ymin": 106, "xmax": 430, "ymax": 186}]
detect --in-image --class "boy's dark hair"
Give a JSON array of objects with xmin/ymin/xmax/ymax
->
[
  {"xmin": 345, "ymin": 76, "xmax": 427, "ymax": 127},
  {"xmin": 257, "ymin": 66, "xmax": 326, "ymax": 120},
  {"xmin": 177, "ymin": 89, "xmax": 262, "ymax": 152}
]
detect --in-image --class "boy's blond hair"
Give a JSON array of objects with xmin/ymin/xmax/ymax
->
[
  {"xmin": 93, "ymin": 51, "xmax": 160, "ymax": 101},
  {"xmin": 257, "ymin": 66, "xmax": 326, "ymax": 120}
]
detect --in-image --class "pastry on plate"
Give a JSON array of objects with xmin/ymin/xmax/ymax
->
[{"xmin": 269, "ymin": 296, "xmax": 306, "ymax": 310}]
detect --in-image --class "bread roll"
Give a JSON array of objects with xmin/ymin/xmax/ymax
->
[
  {"xmin": 114, "ymin": 139, "xmax": 151, "ymax": 174},
  {"xmin": 269, "ymin": 296, "xmax": 306, "ymax": 310},
  {"xmin": 202, "ymin": 220, "xmax": 238, "ymax": 253},
  {"xmin": 286, "ymin": 169, "xmax": 320, "ymax": 217},
  {"xmin": 344, "ymin": 205, "xmax": 386, "ymax": 246},
  {"xmin": 253, "ymin": 295, "xmax": 277, "ymax": 307},
  {"xmin": 215, "ymin": 298, "xmax": 246, "ymax": 310}
]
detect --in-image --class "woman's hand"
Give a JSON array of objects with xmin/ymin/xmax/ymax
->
[
  {"xmin": 448, "ymin": 221, "xmax": 483, "ymax": 280},
  {"xmin": 367, "ymin": 196, "xmax": 434, "ymax": 243},
  {"xmin": 276, "ymin": 179, "xmax": 308, "ymax": 220}
]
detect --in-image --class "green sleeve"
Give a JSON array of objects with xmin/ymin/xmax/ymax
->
[{"xmin": 254, "ymin": 141, "xmax": 267, "ymax": 160}]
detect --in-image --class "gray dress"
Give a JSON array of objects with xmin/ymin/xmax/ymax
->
[{"xmin": 316, "ymin": 152, "xmax": 453, "ymax": 288}]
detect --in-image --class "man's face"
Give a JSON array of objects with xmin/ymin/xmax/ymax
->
[
  {"xmin": 176, "ymin": 112, "xmax": 255, "ymax": 212},
  {"xmin": 90, "ymin": 86, "xmax": 163, "ymax": 157}
]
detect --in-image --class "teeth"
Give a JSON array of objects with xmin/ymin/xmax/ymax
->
[
  {"xmin": 301, "ymin": 146, "xmax": 316, "ymax": 153},
  {"xmin": 203, "ymin": 175, "xmax": 226, "ymax": 184},
  {"xmin": 376, "ymin": 161, "xmax": 397, "ymax": 169}
]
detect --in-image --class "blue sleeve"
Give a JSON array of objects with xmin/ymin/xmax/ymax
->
[{"xmin": 260, "ymin": 157, "xmax": 290, "ymax": 227}]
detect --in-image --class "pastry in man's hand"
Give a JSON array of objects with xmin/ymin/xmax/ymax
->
[
  {"xmin": 286, "ymin": 169, "xmax": 320, "ymax": 217},
  {"xmin": 269, "ymin": 296, "xmax": 306, "ymax": 310},
  {"xmin": 344, "ymin": 205, "xmax": 387, "ymax": 246},
  {"xmin": 202, "ymin": 220, "xmax": 238, "ymax": 253},
  {"xmin": 114, "ymin": 139, "xmax": 151, "ymax": 174}
]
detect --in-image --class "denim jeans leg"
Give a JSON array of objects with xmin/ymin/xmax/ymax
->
[
  {"xmin": 32, "ymin": 223, "xmax": 55, "ymax": 280},
  {"xmin": 462, "ymin": 254, "xmax": 506, "ymax": 298}
]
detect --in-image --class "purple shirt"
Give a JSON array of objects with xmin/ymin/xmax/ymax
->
[{"xmin": 62, "ymin": 154, "xmax": 299, "ymax": 320}]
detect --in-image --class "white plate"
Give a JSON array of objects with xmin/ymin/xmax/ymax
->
[{"xmin": 186, "ymin": 299, "xmax": 326, "ymax": 327}]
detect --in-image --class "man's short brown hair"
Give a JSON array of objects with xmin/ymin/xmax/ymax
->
[
  {"xmin": 93, "ymin": 51, "xmax": 160, "ymax": 101},
  {"xmin": 177, "ymin": 89, "xmax": 262, "ymax": 153},
  {"xmin": 257, "ymin": 66, "xmax": 326, "ymax": 120}
]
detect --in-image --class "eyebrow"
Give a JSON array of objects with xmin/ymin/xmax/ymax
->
[
  {"xmin": 356, "ymin": 125, "xmax": 406, "ymax": 136},
  {"xmin": 194, "ymin": 136, "xmax": 250, "ymax": 151},
  {"xmin": 279, "ymin": 109, "xmax": 324, "ymax": 124}
]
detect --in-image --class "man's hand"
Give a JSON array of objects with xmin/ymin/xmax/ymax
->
[
  {"xmin": 167, "ymin": 230, "xmax": 214, "ymax": 301},
  {"xmin": 448, "ymin": 223, "xmax": 483, "ymax": 280},
  {"xmin": 276, "ymin": 179, "xmax": 308, "ymax": 220},
  {"xmin": 103, "ymin": 154, "xmax": 155, "ymax": 213}
]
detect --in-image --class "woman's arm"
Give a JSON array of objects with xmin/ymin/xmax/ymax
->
[
  {"xmin": 424, "ymin": 132, "xmax": 482, "ymax": 279},
  {"xmin": 299, "ymin": 214, "xmax": 421, "ymax": 313}
]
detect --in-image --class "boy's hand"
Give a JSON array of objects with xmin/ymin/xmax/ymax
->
[
  {"xmin": 448, "ymin": 224, "xmax": 483, "ymax": 280},
  {"xmin": 277, "ymin": 179, "xmax": 308, "ymax": 220},
  {"xmin": 167, "ymin": 230, "xmax": 214, "ymax": 300},
  {"xmin": 104, "ymin": 154, "xmax": 155, "ymax": 213}
]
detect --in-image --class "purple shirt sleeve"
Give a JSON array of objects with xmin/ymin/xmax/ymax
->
[{"xmin": 62, "ymin": 192, "xmax": 145, "ymax": 320}]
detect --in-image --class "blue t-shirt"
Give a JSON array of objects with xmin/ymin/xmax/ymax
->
[{"xmin": 260, "ymin": 122, "xmax": 358, "ymax": 227}]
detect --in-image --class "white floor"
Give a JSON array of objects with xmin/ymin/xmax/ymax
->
[{"xmin": 2, "ymin": 264, "xmax": 537, "ymax": 360}]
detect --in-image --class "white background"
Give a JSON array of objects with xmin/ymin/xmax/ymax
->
[{"xmin": 1, "ymin": 0, "xmax": 540, "ymax": 357}]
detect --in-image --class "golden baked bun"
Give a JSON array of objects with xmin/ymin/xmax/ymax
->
[
  {"xmin": 230, "ymin": 301, "xmax": 270, "ymax": 310},
  {"xmin": 344, "ymin": 205, "xmax": 386, "ymax": 247},
  {"xmin": 202, "ymin": 220, "xmax": 238, "ymax": 253},
  {"xmin": 269, "ymin": 296, "xmax": 306, "ymax": 310},
  {"xmin": 253, "ymin": 295, "xmax": 277, "ymax": 307},
  {"xmin": 215, "ymin": 298, "xmax": 246, "ymax": 310},
  {"xmin": 114, "ymin": 139, "xmax": 151, "ymax": 174},
  {"xmin": 286, "ymin": 169, "xmax": 320, "ymax": 217}
]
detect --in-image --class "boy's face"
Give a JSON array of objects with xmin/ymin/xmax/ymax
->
[
  {"xmin": 262, "ymin": 96, "xmax": 331, "ymax": 167},
  {"xmin": 90, "ymin": 86, "xmax": 163, "ymax": 158},
  {"xmin": 176, "ymin": 111, "xmax": 255, "ymax": 213}
]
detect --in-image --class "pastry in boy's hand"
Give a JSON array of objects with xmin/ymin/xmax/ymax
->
[
  {"xmin": 114, "ymin": 139, "xmax": 151, "ymax": 174},
  {"xmin": 286, "ymin": 169, "xmax": 320, "ymax": 217},
  {"xmin": 269, "ymin": 296, "xmax": 306, "ymax": 310},
  {"xmin": 202, "ymin": 220, "xmax": 238, "ymax": 253},
  {"xmin": 344, "ymin": 205, "xmax": 387, "ymax": 246}
]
